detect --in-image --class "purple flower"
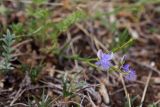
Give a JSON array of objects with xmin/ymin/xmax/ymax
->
[
  {"xmin": 122, "ymin": 64, "xmax": 137, "ymax": 81},
  {"xmin": 95, "ymin": 50, "xmax": 113, "ymax": 70},
  {"xmin": 122, "ymin": 64, "xmax": 130, "ymax": 71}
]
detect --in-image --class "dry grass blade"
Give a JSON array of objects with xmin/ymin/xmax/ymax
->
[
  {"xmin": 129, "ymin": 59, "xmax": 160, "ymax": 76},
  {"xmin": 139, "ymin": 71, "xmax": 152, "ymax": 107},
  {"xmin": 87, "ymin": 92, "xmax": 97, "ymax": 107},
  {"xmin": 10, "ymin": 72, "xmax": 31, "ymax": 106},
  {"xmin": 120, "ymin": 74, "xmax": 131, "ymax": 107}
]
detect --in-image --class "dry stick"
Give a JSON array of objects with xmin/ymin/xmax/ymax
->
[
  {"xmin": 76, "ymin": 84, "xmax": 100, "ymax": 93},
  {"xmin": 75, "ymin": 23, "xmax": 97, "ymax": 53},
  {"xmin": 50, "ymin": 95, "xmax": 61, "ymax": 105},
  {"xmin": 80, "ymin": 96, "xmax": 85, "ymax": 107},
  {"xmin": 139, "ymin": 71, "xmax": 152, "ymax": 107},
  {"xmin": 129, "ymin": 58, "xmax": 160, "ymax": 76},
  {"xmin": 120, "ymin": 74, "xmax": 131, "ymax": 107},
  {"xmin": 11, "ymin": 103, "xmax": 28, "ymax": 107},
  {"xmin": 67, "ymin": 31, "xmax": 79, "ymax": 69},
  {"xmin": 52, "ymin": 101, "xmax": 81, "ymax": 107},
  {"xmin": 13, "ymin": 39, "xmax": 33, "ymax": 49},
  {"xmin": 111, "ymin": 84, "xmax": 137, "ymax": 96},
  {"xmin": 154, "ymin": 99, "xmax": 160, "ymax": 105},
  {"xmin": 10, "ymin": 88, "xmax": 23, "ymax": 106},
  {"xmin": 76, "ymin": 23, "xmax": 108, "ymax": 53},
  {"xmin": 10, "ymin": 85, "xmax": 62, "ymax": 106},
  {"xmin": 87, "ymin": 92, "xmax": 97, "ymax": 107}
]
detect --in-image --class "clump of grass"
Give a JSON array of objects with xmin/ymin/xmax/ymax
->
[
  {"xmin": 20, "ymin": 64, "xmax": 42, "ymax": 82},
  {"xmin": 11, "ymin": 4, "xmax": 87, "ymax": 53},
  {"xmin": 11, "ymin": 1, "xmax": 51, "ymax": 44},
  {"xmin": 50, "ymin": 10, "xmax": 87, "ymax": 52},
  {"xmin": 28, "ymin": 89, "xmax": 52, "ymax": 107},
  {"xmin": 111, "ymin": 29, "xmax": 134, "ymax": 53},
  {"xmin": 0, "ymin": 30, "xmax": 15, "ymax": 73},
  {"xmin": 62, "ymin": 72, "xmax": 86, "ymax": 98},
  {"xmin": 54, "ymin": 10, "xmax": 86, "ymax": 34},
  {"xmin": 38, "ymin": 90, "xmax": 52, "ymax": 107},
  {"xmin": 124, "ymin": 96, "xmax": 137, "ymax": 107}
]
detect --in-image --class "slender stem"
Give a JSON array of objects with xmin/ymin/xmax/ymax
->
[
  {"xmin": 112, "ymin": 38, "xmax": 134, "ymax": 52},
  {"xmin": 120, "ymin": 74, "xmax": 131, "ymax": 107},
  {"xmin": 139, "ymin": 71, "xmax": 152, "ymax": 107}
]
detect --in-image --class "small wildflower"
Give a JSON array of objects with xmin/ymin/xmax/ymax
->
[
  {"xmin": 122, "ymin": 64, "xmax": 130, "ymax": 71},
  {"xmin": 95, "ymin": 50, "xmax": 113, "ymax": 70},
  {"xmin": 122, "ymin": 64, "xmax": 137, "ymax": 81}
]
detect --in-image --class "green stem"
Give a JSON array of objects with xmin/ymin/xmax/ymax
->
[{"xmin": 112, "ymin": 38, "xmax": 134, "ymax": 53}]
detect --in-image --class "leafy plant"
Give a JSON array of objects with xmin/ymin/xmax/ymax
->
[
  {"xmin": 54, "ymin": 10, "xmax": 86, "ymax": 34},
  {"xmin": 20, "ymin": 64, "xmax": 42, "ymax": 82},
  {"xmin": 62, "ymin": 72, "xmax": 86, "ymax": 98},
  {"xmin": 0, "ymin": 30, "xmax": 15, "ymax": 73},
  {"xmin": 38, "ymin": 90, "xmax": 52, "ymax": 107},
  {"xmin": 111, "ymin": 29, "xmax": 133, "ymax": 53},
  {"xmin": 28, "ymin": 89, "xmax": 52, "ymax": 107},
  {"xmin": 10, "ymin": 2, "xmax": 51, "ymax": 44},
  {"xmin": 124, "ymin": 96, "xmax": 137, "ymax": 107},
  {"xmin": 51, "ymin": 10, "xmax": 87, "ymax": 51},
  {"xmin": 62, "ymin": 73, "xmax": 74, "ymax": 98},
  {"xmin": 11, "ymin": 23, "xmax": 24, "ymax": 37}
]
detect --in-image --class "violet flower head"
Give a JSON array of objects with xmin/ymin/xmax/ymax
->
[
  {"xmin": 122, "ymin": 64, "xmax": 130, "ymax": 72},
  {"xmin": 95, "ymin": 50, "xmax": 113, "ymax": 70},
  {"xmin": 122, "ymin": 64, "xmax": 137, "ymax": 81}
]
